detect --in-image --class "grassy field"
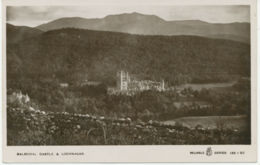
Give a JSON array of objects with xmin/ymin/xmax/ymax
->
[
  {"xmin": 163, "ymin": 115, "xmax": 248, "ymax": 131},
  {"xmin": 177, "ymin": 82, "xmax": 236, "ymax": 91}
]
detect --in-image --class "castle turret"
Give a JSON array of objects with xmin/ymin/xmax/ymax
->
[
  {"xmin": 162, "ymin": 79, "xmax": 165, "ymax": 91},
  {"xmin": 117, "ymin": 71, "xmax": 129, "ymax": 90}
]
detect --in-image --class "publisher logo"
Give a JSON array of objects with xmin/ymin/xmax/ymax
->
[{"xmin": 206, "ymin": 147, "xmax": 212, "ymax": 156}]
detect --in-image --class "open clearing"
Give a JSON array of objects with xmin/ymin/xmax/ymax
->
[
  {"xmin": 177, "ymin": 82, "xmax": 236, "ymax": 91},
  {"xmin": 163, "ymin": 115, "xmax": 248, "ymax": 130}
]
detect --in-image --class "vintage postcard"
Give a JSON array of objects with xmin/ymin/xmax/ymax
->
[{"xmin": 2, "ymin": 0, "xmax": 257, "ymax": 163}]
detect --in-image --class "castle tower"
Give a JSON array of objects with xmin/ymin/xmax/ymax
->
[
  {"xmin": 117, "ymin": 71, "xmax": 129, "ymax": 90},
  {"xmin": 161, "ymin": 79, "xmax": 165, "ymax": 91}
]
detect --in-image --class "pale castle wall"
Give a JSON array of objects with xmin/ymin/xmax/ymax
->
[
  {"xmin": 116, "ymin": 70, "xmax": 165, "ymax": 92},
  {"xmin": 8, "ymin": 91, "xmax": 30, "ymax": 104}
]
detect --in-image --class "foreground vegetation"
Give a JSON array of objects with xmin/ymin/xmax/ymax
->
[{"xmin": 7, "ymin": 100, "xmax": 250, "ymax": 145}]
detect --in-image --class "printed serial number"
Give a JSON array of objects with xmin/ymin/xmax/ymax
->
[{"xmin": 230, "ymin": 151, "xmax": 245, "ymax": 155}]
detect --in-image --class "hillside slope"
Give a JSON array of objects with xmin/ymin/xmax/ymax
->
[
  {"xmin": 7, "ymin": 28, "xmax": 250, "ymax": 85},
  {"xmin": 7, "ymin": 23, "xmax": 43, "ymax": 44}
]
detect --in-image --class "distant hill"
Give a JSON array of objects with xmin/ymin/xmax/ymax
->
[
  {"xmin": 7, "ymin": 23, "xmax": 42, "ymax": 44},
  {"xmin": 7, "ymin": 27, "xmax": 250, "ymax": 86},
  {"xmin": 36, "ymin": 12, "xmax": 250, "ymax": 44}
]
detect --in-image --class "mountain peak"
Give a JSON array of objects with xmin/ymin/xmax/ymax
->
[{"xmin": 104, "ymin": 12, "xmax": 165, "ymax": 22}]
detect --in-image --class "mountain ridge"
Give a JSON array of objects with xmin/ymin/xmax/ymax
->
[{"xmin": 36, "ymin": 12, "xmax": 250, "ymax": 44}]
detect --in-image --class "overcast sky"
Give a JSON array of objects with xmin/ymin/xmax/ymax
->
[{"xmin": 7, "ymin": 5, "xmax": 250, "ymax": 27}]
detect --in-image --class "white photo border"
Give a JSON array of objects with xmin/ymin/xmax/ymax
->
[{"xmin": 1, "ymin": 0, "xmax": 257, "ymax": 163}]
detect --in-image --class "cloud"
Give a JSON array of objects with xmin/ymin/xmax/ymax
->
[{"xmin": 7, "ymin": 5, "xmax": 250, "ymax": 27}]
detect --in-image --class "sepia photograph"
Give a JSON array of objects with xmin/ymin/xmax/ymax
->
[{"xmin": 2, "ymin": 0, "xmax": 257, "ymax": 163}]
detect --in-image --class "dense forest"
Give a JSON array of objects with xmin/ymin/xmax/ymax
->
[{"xmin": 7, "ymin": 27, "xmax": 250, "ymax": 87}]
